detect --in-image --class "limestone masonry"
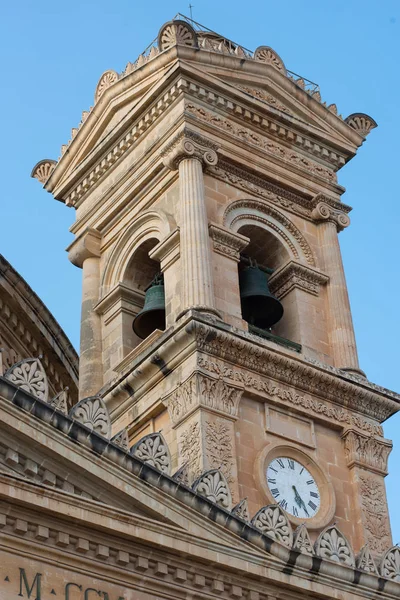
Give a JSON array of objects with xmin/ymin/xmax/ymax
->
[{"xmin": 2, "ymin": 14, "xmax": 399, "ymax": 600}]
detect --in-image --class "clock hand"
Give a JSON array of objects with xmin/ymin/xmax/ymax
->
[{"xmin": 292, "ymin": 486, "xmax": 310, "ymax": 517}]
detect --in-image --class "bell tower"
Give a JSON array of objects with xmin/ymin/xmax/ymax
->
[{"xmin": 33, "ymin": 16, "xmax": 398, "ymax": 559}]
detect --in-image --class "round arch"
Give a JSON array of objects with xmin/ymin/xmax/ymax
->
[
  {"xmin": 101, "ymin": 210, "xmax": 176, "ymax": 293},
  {"xmin": 223, "ymin": 199, "xmax": 315, "ymax": 266}
]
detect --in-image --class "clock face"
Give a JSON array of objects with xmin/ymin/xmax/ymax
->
[{"xmin": 266, "ymin": 457, "xmax": 320, "ymax": 519}]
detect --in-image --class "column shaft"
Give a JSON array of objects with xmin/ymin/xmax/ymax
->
[
  {"xmin": 79, "ymin": 256, "xmax": 103, "ymax": 398},
  {"xmin": 179, "ymin": 157, "xmax": 216, "ymax": 314},
  {"xmin": 319, "ymin": 221, "xmax": 360, "ymax": 371}
]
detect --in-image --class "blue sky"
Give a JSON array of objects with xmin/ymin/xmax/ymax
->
[{"xmin": 1, "ymin": 1, "xmax": 399, "ymax": 543}]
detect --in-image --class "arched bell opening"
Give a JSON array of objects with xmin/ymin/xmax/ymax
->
[
  {"xmin": 237, "ymin": 225, "xmax": 298, "ymax": 349},
  {"xmin": 124, "ymin": 238, "xmax": 166, "ymax": 343}
]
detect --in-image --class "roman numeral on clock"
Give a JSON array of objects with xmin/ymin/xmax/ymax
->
[
  {"xmin": 287, "ymin": 459, "xmax": 295, "ymax": 470},
  {"xmin": 277, "ymin": 459, "xmax": 285, "ymax": 468},
  {"xmin": 267, "ymin": 478, "xmax": 276, "ymax": 484},
  {"xmin": 307, "ymin": 479, "xmax": 314, "ymax": 485},
  {"xmin": 310, "ymin": 491, "xmax": 319, "ymax": 498},
  {"xmin": 308, "ymin": 500, "xmax": 317, "ymax": 511},
  {"xmin": 292, "ymin": 506, "xmax": 299, "ymax": 517},
  {"xmin": 279, "ymin": 499, "xmax": 288, "ymax": 510},
  {"xmin": 271, "ymin": 488, "xmax": 280, "ymax": 498}
]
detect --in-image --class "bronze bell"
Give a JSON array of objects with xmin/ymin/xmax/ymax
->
[
  {"xmin": 132, "ymin": 273, "xmax": 166, "ymax": 339},
  {"xmin": 239, "ymin": 263, "xmax": 283, "ymax": 329}
]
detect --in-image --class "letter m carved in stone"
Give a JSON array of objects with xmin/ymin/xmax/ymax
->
[{"xmin": 19, "ymin": 568, "xmax": 42, "ymax": 599}]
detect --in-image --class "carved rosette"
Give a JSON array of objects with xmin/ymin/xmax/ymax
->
[
  {"xmin": 162, "ymin": 132, "xmax": 218, "ymax": 171},
  {"xmin": 95, "ymin": 70, "xmax": 119, "ymax": 103},
  {"xmin": 209, "ymin": 224, "xmax": 249, "ymax": 262},
  {"xmin": 158, "ymin": 20, "xmax": 198, "ymax": 51},
  {"xmin": 254, "ymin": 46, "xmax": 286, "ymax": 74},
  {"xmin": 356, "ymin": 544, "xmax": 378, "ymax": 575},
  {"xmin": 130, "ymin": 432, "xmax": 171, "ymax": 475},
  {"xmin": 345, "ymin": 113, "xmax": 377, "ymax": 138},
  {"xmin": 31, "ymin": 159, "xmax": 57, "ymax": 184},
  {"xmin": 314, "ymin": 526, "xmax": 355, "ymax": 567},
  {"xmin": 269, "ymin": 260, "xmax": 329, "ymax": 299},
  {"xmin": 342, "ymin": 429, "xmax": 392, "ymax": 475},
  {"xmin": 4, "ymin": 358, "xmax": 49, "ymax": 402},
  {"xmin": 192, "ymin": 469, "xmax": 232, "ymax": 510},
  {"xmin": 292, "ymin": 524, "xmax": 314, "ymax": 555},
  {"xmin": 232, "ymin": 498, "xmax": 250, "ymax": 521},
  {"xmin": 69, "ymin": 396, "xmax": 111, "ymax": 439},
  {"xmin": 311, "ymin": 201, "xmax": 350, "ymax": 231},
  {"xmin": 111, "ymin": 428, "xmax": 129, "ymax": 452},
  {"xmin": 380, "ymin": 546, "xmax": 400, "ymax": 581},
  {"xmin": 251, "ymin": 505, "xmax": 293, "ymax": 548}
]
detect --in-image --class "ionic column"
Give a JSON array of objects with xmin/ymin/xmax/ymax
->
[
  {"xmin": 68, "ymin": 228, "xmax": 103, "ymax": 399},
  {"xmin": 312, "ymin": 201, "xmax": 362, "ymax": 374},
  {"xmin": 163, "ymin": 133, "xmax": 221, "ymax": 319}
]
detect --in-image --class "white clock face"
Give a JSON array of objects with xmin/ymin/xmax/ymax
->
[{"xmin": 266, "ymin": 457, "xmax": 320, "ymax": 519}]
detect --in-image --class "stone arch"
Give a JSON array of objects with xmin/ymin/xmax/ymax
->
[
  {"xmin": 223, "ymin": 198, "xmax": 315, "ymax": 266},
  {"xmin": 101, "ymin": 210, "xmax": 175, "ymax": 293}
]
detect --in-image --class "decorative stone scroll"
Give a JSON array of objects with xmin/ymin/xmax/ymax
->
[
  {"xmin": 292, "ymin": 524, "xmax": 314, "ymax": 555},
  {"xmin": 4, "ymin": 358, "xmax": 49, "ymax": 402},
  {"xmin": 130, "ymin": 432, "xmax": 171, "ymax": 475},
  {"xmin": 192, "ymin": 469, "xmax": 232, "ymax": 510},
  {"xmin": 342, "ymin": 429, "xmax": 392, "ymax": 475},
  {"xmin": 69, "ymin": 396, "xmax": 111, "ymax": 439},
  {"xmin": 345, "ymin": 113, "xmax": 377, "ymax": 138},
  {"xmin": 31, "ymin": 159, "xmax": 57, "ymax": 184},
  {"xmin": 48, "ymin": 389, "xmax": 68, "ymax": 414},
  {"xmin": 311, "ymin": 201, "xmax": 350, "ymax": 232},
  {"xmin": 162, "ymin": 131, "xmax": 218, "ymax": 171},
  {"xmin": 158, "ymin": 20, "xmax": 198, "ymax": 51},
  {"xmin": 269, "ymin": 260, "xmax": 329, "ymax": 299},
  {"xmin": 95, "ymin": 70, "xmax": 119, "ymax": 103},
  {"xmin": 254, "ymin": 46, "xmax": 286, "ymax": 74},
  {"xmin": 356, "ymin": 545, "xmax": 378, "ymax": 575},
  {"xmin": 380, "ymin": 546, "xmax": 400, "ymax": 581},
  {"xmin": 111, "ymin": 428, "xmax": 129, "ymax": 452},
  {"xmin": 314, "ymin": 526, "xmax": 355, "ymax": 567},
  {"xmin": 232, "ymin": 498, "xmax": 249, "ymax": 521},
  {"xmin": 209, "ymin": 224, "xmax": 249, "ymax": 262},
  {"xmin": 251, "ymin": 505, "xmax": 293, "ymax": 548}
]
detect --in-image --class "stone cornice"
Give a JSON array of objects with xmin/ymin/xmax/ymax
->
[
  {"xmin": 269, "ymin": 260, "xmax": 329, "ymax": 299},
  {"xmin": 67, "ymin": 227, "xmax": 101, "ymax": 268},
  {"xmin": 208, "ymin": 223, "xmax": 250, "ymax": 261},
  {"xmin": 342, "ymin": 429, "xmax": 392, "ymax": 476},
  {"xmin": 94, "ymin": 283, "xmax": 144, "ymax": 318}
]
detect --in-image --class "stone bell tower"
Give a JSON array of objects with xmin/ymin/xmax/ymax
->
[{"xmin": 33, "ymin": 16, "xmax": 398, "ymax": 560}]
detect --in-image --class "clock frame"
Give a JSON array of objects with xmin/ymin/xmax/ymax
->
[{"xmin": 256, "ymin": 442, "xmax": 336, "ymax": 530}]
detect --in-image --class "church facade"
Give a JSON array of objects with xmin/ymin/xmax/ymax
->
[{"xmin": 2, "ymin": 16, "xmax": 400, "ymax": 600}]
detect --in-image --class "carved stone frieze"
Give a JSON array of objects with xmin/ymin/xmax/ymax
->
[
  {"xmin": 356, "ymin": 545, "xmax": 378, "ymax": 574},
  {"xmin": 197, "ymin": 353, "xmax": 384, "ymax": 436},
  {"xmin": 209, "ymin": 223, "xmax": 249, "ymax": 261},
  {"xmin": 269, "ymin": 260, "xmax": 329, "ymax": 299},
  {"xmin": 192, "ymin": 469, "xmax": 232, "ymax": 510},
  {"xmin": 251, "ymin": 505, "xmax": 293, "ymax": 548},
  {"xmin": 292, "ymin": 524, "xmax": 314, "ymax": 555},
  {"xmin": 4, "ymin": 358, "xmax": 49, "ymax": 402},
  {"xmin": 192, "ymin": 320, "xmax": 398, "ymax": 426},
  {"xmin": 343, "ymin": 429, "xmax": 392, "ymax": 475},
  {"xmin": 315, "ymin": 526, "xmax": 355, "ymax": 567},
  {"xmin": 69, "ymin": 396, "xmax": 111, "ymax": 439},
  {"xmin": 358, "ymin": 472, "xmax": 392, "ymax": 554},
  {"xmin": 237, "ymin": 85, "xmax": 291, "ymax": 114},
  {"xmin": 380, "ymin": 546, "xmax": 400, "ymax": 581},
  {"xmin": 179, "ymin": 421, "xmax": 202, "ymax": 481},
  {"xmin": 205, "ymin": 418, "xmax": 235, "ymax": 485},
  {"xmin": 130, "ymin": 432, "xmax": 171, "ymax": 475},
  {"xmin": 164, "ymin": 372, "xmax": 243, "ymax": 426},
  {"xmin": 186, "ymin": 103, "xmax": 337, "ymax": 182},
  {"xmin": 311, "ymin": 201, "xmax": 350, "ymax": 232},
  {"xmin": 162, "ymin": 131, "xmax": 218, "ymax": 171},
  {"xmin": 232, "ymin": 498, "xmax": 250, "ymax": 521}
]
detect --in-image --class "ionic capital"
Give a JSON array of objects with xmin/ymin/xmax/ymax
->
[
  {"xmin": 342, "ymin": 429, "xmax": 392, "ymax": 475},
  {"xmin": 67, "ymin": 228, "xmax": 101, "ymax": 268},
  {"xmin": 311, "ymin": 201, "xmax": 350, "ymax": 231},
  {"xmin": 162, "ymin": 131, "xmax": 218, "ymax": 171}
]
